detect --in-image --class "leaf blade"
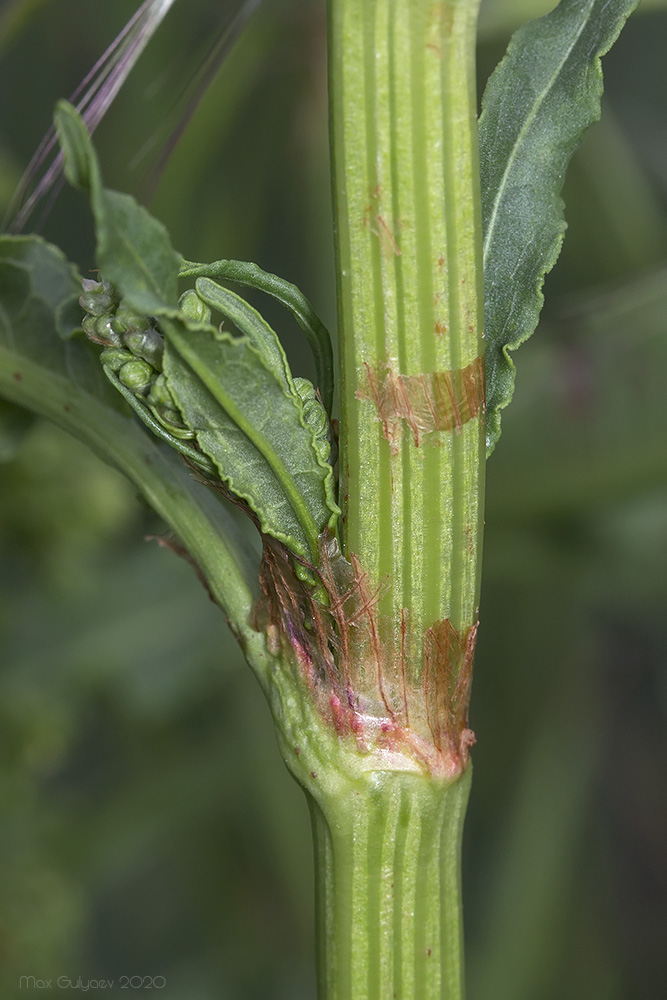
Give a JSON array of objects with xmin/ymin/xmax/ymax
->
[
  {"xmin": 480, "ymin": 0, "xmax": 639, "ymax": 454},
  {"xmin": 55, "ymin": 100, "xmax": 180, "ymax": 313},
  {"xmin": 161, "ymin": 317, "xmax": 339, "ymax": 561}
]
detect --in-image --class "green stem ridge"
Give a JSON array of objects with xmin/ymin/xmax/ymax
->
[
  {"xmin": 270, "ymin": 3, "xmax": 487, "ymax": 997},
  {"xmin": 310, "ymin": 767, "xmax": 472, "ymax": 1000},
  {"xmin": 263, "ymin": 657, "xmax": 471, "ymax": 1000},
  {"xmin": 328, "ymin": 0, "xmax": 485, "ymax": 762}
]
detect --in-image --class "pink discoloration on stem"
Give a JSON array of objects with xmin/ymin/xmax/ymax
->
[
  {"xmin": 258, "ymin": 532, "xmax": 478, "ymax": 777},
  {"xmin": 359, "ymin": 358, "xmax": 485, "ymax": 451}
]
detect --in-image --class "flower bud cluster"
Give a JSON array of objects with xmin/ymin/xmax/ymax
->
[{"xmin": 79, "ymin": 277, "xmax": 196, "ymax": 441}]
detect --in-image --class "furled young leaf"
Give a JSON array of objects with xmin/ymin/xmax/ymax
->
[
  {"xmin": 193, "ymin": 276, "xmax": 295, "ymax": 392},
  {"xmin": 180, "ymin": 258, "xmax": 335, "ymax": 416},
  {"xmin": 175, "ymin": 278, "xmax": 340, "ymax": 557},
  {"xmin": 161, "ymin": 315, "xmax": 338, "ymax": 561},
  {"xmin": 480, "ymin": 0, "xmax": 639, "ymax": 454},
  {"xmin": 190, "ymin": 275, "xmax": 336, "ymax": 477}
]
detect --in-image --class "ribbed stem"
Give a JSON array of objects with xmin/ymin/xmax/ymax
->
[
  {"xmin": 309, "ymin": 768, "xmax": 472, "ymax": 1000},
  {"xmin": 329, "ymin": 0, "xmax": 485, "ymax": 737},
  {"xmin": 266, "ymin": 6, "xmax": 486, "ymax": 996}
]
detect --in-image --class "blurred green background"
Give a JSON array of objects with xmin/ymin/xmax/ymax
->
[{"xmin": 1, "ymin": 0, "xmax": 666, "ymax": 997}]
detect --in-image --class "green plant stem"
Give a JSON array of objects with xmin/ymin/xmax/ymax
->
[
  {"xmin": 310, "ymin": 768, "xmax": 472, "ymax": 1000},
  {"xmin": 329, "ymin": 0, "xmax": 485, "ymax": 687},
  {"xmin": 306, "ymin": 1, "xmax": 485, "ymax": 995}
]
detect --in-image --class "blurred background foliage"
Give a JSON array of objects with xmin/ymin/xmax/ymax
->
[{"xmin": 0, "ymin": 0, "xmax": 665, "ymax": 997}]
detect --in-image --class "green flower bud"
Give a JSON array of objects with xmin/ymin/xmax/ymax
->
[
  {"xmin": 99, "ymin": 347, "xmax": 134, "ymax": 372},
  {"xmin": 96, "ymin": 316, "xmax": 123, "ymax": 346},
  {"xmin": 79, "ymin": 278, "xmax": 117, "ymax": 317},
  {"xmin": 144, "ymin": 376, "xmax": 191, "ymax": 437},
  {"xmin": 113, "ymin": 300, "xmax": 152, "ymax": 335},
  {"xmin": 82, "ymin": 314, "xmax": 122, "ymax": 347},
  {"xmin": 293, "ymin": 560, "xmax": 317, "ymax": 587},
  {"xmin": 118, "ymin": 359, "xmax": 155, "ymax": 395},
  {"xmin": 179, "ymin": 289, "xmax": 211, "ymax": 325},
  {"xmin": 123, "ymin": 327, "xmax": 164, "ymax": 370},
  {"xmin": 82, "ymin": 315, "xmax": 99, "ymax": 339},
  {"xmin": 147, "ymin": 373, "xmax": 174, "ymax": 409}
]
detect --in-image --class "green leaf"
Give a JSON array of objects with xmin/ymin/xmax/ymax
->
[
  {"xmin": 55, "ymin": 100, "xmax": 180, "ymax": 314},
  {"xmin": 161, "ymin": 315, "xmax": 339, "ymax": 561},
  {"xmin": 55, "ymin": 102, "xmax": 339, "ymax": 561},
  {"xmin": 479, "ymin": 0, "xmax": 639, "ymax": 455},
  {"xmin": 180, "ymin": 258, "xmax": 335, "ymax": 416},
  {"xmin": 189, "ymin": 277, "xmax": 339, "ymax": 532},
  {"xmin": 0, "ymin": 234, "xmax": 120, "ymax": 414},
  {"xmin": 0, "ymin": 234, "xmax": 259, "ymax": 636}
]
